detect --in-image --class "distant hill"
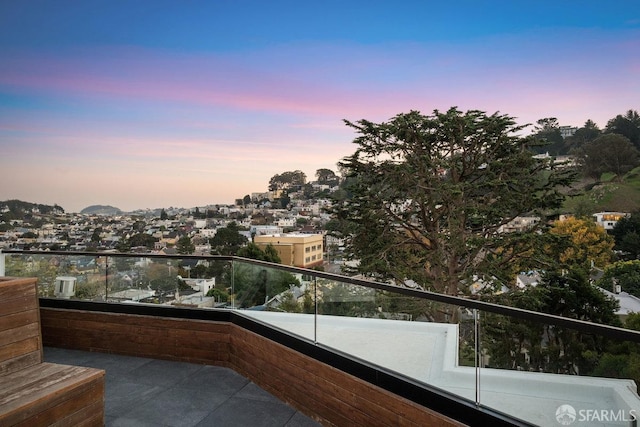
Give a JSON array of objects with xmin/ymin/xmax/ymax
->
[
  {"xmin": 0, "ymin": 199, "xmax": 64, "ymax": 216},
  {"xmin": 80, "ymin": 205, "xmax": 122, "ymax": 215}
]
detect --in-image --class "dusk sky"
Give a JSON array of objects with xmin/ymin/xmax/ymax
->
[{"xmin": 1, "ymin": 1, "xmax": 639, "ymax": 213}]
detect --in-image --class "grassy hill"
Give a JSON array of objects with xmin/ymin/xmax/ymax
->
[{"xmin": 563, "ymin": 167, "xmax": 640, "ymax": 214}]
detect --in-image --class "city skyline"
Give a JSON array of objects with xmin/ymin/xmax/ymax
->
[{"xmin": 1, "ymin": 1, "xmax": 639, "ymax": 213}]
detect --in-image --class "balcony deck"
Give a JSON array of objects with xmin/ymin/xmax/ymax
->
[{"xmin": 43, "ymin": 346, "xmax": 321, "ymax": 427}]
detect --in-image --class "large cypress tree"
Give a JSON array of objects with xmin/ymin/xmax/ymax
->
[{"xmin": 330, "ymin": 107, "xmax": 576, "ymax": 296}]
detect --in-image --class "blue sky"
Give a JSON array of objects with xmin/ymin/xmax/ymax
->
[{"xmin": 1, "ymin": 1, "xmax": 639, "ymax": 212}]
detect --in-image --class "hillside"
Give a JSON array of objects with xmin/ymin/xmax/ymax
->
[
  {"xmin": 0, "ymin": 200, "xmax": 64, "ymax": 216},
  {"xmin": 563, "ymin": 167, "xmax": 640, "ymax": 214}
]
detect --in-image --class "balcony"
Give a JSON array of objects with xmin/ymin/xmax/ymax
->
[{"xmin": 2, "ymin": 250, "xmax": 640, "ymax": 426}]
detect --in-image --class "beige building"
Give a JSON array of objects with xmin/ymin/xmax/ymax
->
[{"xmin": 254, "ymin": 233, "xmax": 324, "ymax": 268}]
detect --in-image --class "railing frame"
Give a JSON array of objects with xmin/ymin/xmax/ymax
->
[{"xmin": 3, "ymin": 249, "xmax": 640, "ymax": 343}]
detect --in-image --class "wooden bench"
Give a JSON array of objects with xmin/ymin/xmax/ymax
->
[{"xmin": 0, "ymin": 277, "xmax": 105, "ymax": 427}]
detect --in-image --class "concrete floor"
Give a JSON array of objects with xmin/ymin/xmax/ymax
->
[{"xmin": 44, "ymin": 347, "xmax": 322, "ymax": 427}]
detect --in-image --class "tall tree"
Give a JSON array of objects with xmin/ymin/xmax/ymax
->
[
  {"xmin": 605, "ymin": 110, "xmax": 640, "ymax": 149},
  {"xmin": 268, "ymin": 170, "xmax": 307, "ymax": 191},
  {"xmin": 578, "ymin": 133, "xmax": 640, "ymax": 181},
  {"xmin": 315, "ymin": 168, "xmax": 339, "ymax": 186},
  {"xmin": 486, "ymin": 267, "xmax": 620, "ymax": 374},
  {"xmin": 611, "ymin": 211, "xmax": 640, "ymax": 260},
  {"xmin": 565, "ymin": 119, "xmax": 601, "ymax": 153},
  {"xmin": 176, "ymin": 236, "xmax": 195, "ymax": 254},
  {"xmin": 237, "ymin": 242, "xmax": 281, "ymax": 263},
  {"xmin": 331, "ymin": 108, "xmax": 576, "ymax": 296},
  {"xmin": 209, "ymin": 222, "xmax": 248, "ymax": 255},
  {"xmin": 531, "ymin": 117, "xmax": 564, "ymax": 155}
]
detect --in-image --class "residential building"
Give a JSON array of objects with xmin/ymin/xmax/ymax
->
[
  {"xmin": 593, "ymin": 211, "xmax": 628, "ymax": 230},
  {"xmin": 254, "ymin": 233, "xmax": 324, "ymax": 268}
]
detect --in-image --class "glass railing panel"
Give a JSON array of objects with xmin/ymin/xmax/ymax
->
[
  {"xmin": 230, "ymin": 260, "xmax": 317, "ymax": 339},
  {"xmin": 2, "ymin": 252, "xmax": 234, "ymax": 308},
  {"xmin": 479, "ymin": 311, "xmax": 640, "ymax": 426},
  {"xmin": 4, "ymin": 252, "xmax": 107, "ymax": 299},
  {"xmin": 314, "ymin": 279, "xmax": 477, "ymax": 401},
  {"xmin": 107, "ymin": 257, "xmax": 233, "ymax": 308}
]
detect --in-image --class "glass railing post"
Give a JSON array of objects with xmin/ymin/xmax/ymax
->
[
  {"xmin": 0, "ymin": 250, "xmax": 5, "ymax": 277},
  {"xmin": 105, "ymin": 256, "xmax": 109, "ymax": 300},
  {"xmin": 474, "ymin": 308, "xmax": 480, "ymax": 408},
  {"xmin": 313, "ymin": 276, "xmax": 318, "ymax": 344},
  {"xmin": 231, "ymin": 259, "xmax": 235, "ymax": 309}
]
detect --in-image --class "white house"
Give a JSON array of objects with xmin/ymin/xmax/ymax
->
[{"xmin": 593, "ymin": 212, "xmax": 628, "ymax": 230}]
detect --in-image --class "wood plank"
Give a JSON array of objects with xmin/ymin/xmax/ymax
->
[
  {"xmin": 0, "ymin": 310, "xmax": 39, "ymax": 334},
  {"xmin": 0, "ymin": 323, "xmax": 40, "ymax": 348},
  {"xmin": 0, "ymin": 363, "xmax": 101, "ymax": 406},
  {"xmin": 13, "ymin": 376, "xmax": 104, "ymax": 427},
  {"xmin": 0, "ymin": 337, "xmax": 40, "ymax": 367},
  {"xmin": 0, "ymin": 351, "xmax": 41, "ymax": 376},
  {"xmin": 49, "ymin": 400, "xmax": 104, "ymax": 427},
  {"xmin": 0, "ymin": 279, "xmax": 37, "ymax": 301},
  {"xmin": 0, "ymin": 366, "xmax": 104, "ymax": 427},
  {"xmin": 0, "ymin": 295, "xmax": 39, "ymax": 317}
]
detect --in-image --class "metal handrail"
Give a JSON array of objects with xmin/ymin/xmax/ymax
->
[{"xmin": 3, "ymin": 248, "xmax": 640, "ymax": 343}]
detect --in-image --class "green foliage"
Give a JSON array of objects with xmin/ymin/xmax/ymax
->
[
  {"xmin": 315, "ymin": 168, "xmax": 339, "ymax": 186},
  {"xmin": 268, "ymin": 170, "xmax": 307, "ymax": 191},
  {"xmin": 597, "ymin": 260, "xmax": 640, "ymax": 297},
  {"xmin": 232, "ymin": 264, "xmax": 300, "ymax": 308},
  {"xmin": 126, "ymin": 233, "xmax": 157, "ymax": 250},
  {"xmin": 605, "ymin": 110, "xmax": 640, "ymax": 149},
  {"xmin": 562, "ymin": 167, "xmax": 640, "ymax": 213},
  {"xmin": 330, "ymin": 107, "xmax": 576, "ymax": 295},
  {"xmin": 485, "ymin": 268, "xmax": 620, "ymax": 373},
  {"xmin": 577, "ymin": 134, "xmax": 640, "ymax": 181},
  {"xmin": 0, "ymin": 199, "xmax": 65, "ymax": 217},
  {"xmin": 611, "ymin": 211, "xmax": 640, "ymax": 259},
  {"xmin": 564, "ymin": 119, "xmax": 601, "ymax": 153},
  {"xmin": 91, "ymin": 228, "xmax": 102, "ymax": 243},
  {"xmin": 589, "ymin": 313, "xmax": 640, "ymax": 387},
  {"xmin": 530, "ymin": 117, "xmax": 564, "ymax": 155},
  {"xmin": 276, "ymin": 291, "xmax": 303, "ymax": 313},
  {"xmin": 209, "ymin": 222, "xmax": 248, "ymax": 255},
  {"xmin": 176, "ymin": 236, "xmax": 195, "ymax": 254},
  {"xmin": 206, "ymin": 286, "xmax": 229, "ymax": 302},
  {"xmin": 237, "ymin": 242, "xmax": 281, "ymax": 263}
]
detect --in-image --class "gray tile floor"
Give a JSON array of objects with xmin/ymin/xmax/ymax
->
[{"xmin": 43, "ymin": 347, "xmax": 322, "ymax": 427}]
